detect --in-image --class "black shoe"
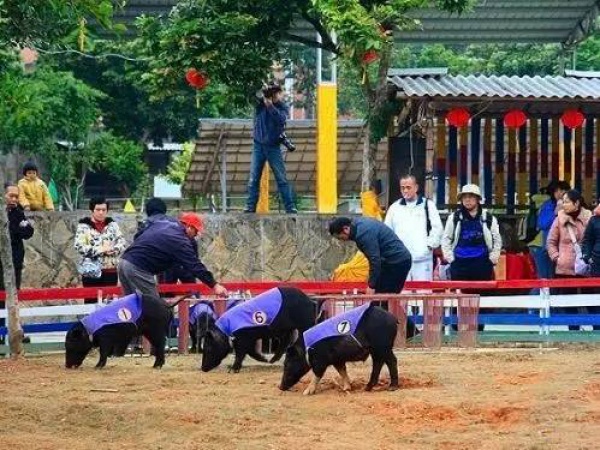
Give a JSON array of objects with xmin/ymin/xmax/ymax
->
[
  {"xmin": 22, "ymin": 336, "xmax": 31, "ymax": 344},
  {"xmin": 286, "ymin": 209, "xmax": 298, "ymax": 214},
  {"xmin": 242, "ymin": 209, "xmax": 255, "ymax": 213}
]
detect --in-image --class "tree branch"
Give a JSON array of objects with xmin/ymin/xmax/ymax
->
[
  {"xmin": 299, "ymin": 9, "xmax": 339, "ymax": 55},
  {"xmin": 282, "ymin": 32, "xmax": 338, "ymax": 53}
]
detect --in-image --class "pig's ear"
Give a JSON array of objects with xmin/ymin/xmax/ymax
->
[{"xmin": 69, "ymin": 325, "xmax": 87, "ymax": 340}]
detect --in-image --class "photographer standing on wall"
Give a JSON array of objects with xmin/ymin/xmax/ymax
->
[{"xmin": 244, "ymin": 82, "xmax": 297, "ymax": 214}]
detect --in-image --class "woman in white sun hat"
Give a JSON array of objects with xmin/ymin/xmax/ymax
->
[{"xmin": 441, "ymin": 184, "xmax": 502, "ymax": 281}]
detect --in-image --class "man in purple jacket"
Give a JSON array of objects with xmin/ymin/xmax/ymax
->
[{"xmin": 118, "ymin": 213, "xmax": 227, "ymax": 305}]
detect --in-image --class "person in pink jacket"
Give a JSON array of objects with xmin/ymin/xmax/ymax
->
[{"xmin": 546, "ymin": 189, "xmax": 592, "ymax": 330}]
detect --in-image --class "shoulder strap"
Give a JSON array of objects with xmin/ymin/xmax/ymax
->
[
  {"xmin": 566, "ymin": 223, "xmax": 578, "ymax": 245},
  {"xmin": 424, "ymin": 198, "xmax": 431, "ymax": 234},
  {"xmin": 482, "ymin": 210, "xmax": 493, "ymax": 229},
  {"xmin": 453, "ymin": 210, "xmax": 461, "ymax": 228}
]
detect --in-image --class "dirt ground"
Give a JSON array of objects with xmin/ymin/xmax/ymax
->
[{"xmin": 1, "ymin": 347, "xmax": 600, "ymax": 450}]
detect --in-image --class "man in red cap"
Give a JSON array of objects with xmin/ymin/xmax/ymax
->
[
  {"xmin": 119, "ymin": 212, "xmax": 227, "ymax": 305},
  {"xmin": 179, "ymin": 213, "xmax": 204, "ymax": 238}
]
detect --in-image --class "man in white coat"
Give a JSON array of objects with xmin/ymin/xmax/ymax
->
[{"xmin": 384, "ymin": 175, "xmax": 443, "ymax": 281}]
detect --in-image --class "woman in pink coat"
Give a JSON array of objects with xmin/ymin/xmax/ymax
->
[{"xmin": 546, "ymin": 189, "xmax": 592, "ymax": 330}]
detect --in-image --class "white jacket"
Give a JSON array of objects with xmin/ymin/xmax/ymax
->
[
  {"xmin": 441, "ymin": 209, "xmax": 502, "ymax": 265},
  {"xmin": 384, "ymin": 196, "xmax": 443, "ymax": 262}
]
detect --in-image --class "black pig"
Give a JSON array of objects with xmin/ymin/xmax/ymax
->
[
  {"xmin": 201, "ymin": 286, "xmax": 319, "ymax": 373},
  {"xmin": 280, "ymin": 303, "xmax": 399, "ymax": 395},
  {"xmin": 65, "ymin": 292, "xmax": 185, "ymax": 369},
  {"xmin": 189, "ymin": 300, "xmax": 217, "ymax": 353}
]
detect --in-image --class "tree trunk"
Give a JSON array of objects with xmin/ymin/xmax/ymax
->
[
  {"xmin": 360, "ymin": 42, "xmax": 393, "ymax": 193},
  {"xmin": 361, "ymin": 127, "xmax": 377, "ymax": 192},
  {"xmin": 0, "ymin": 172, "xmax": 24, "ymax": 358}
]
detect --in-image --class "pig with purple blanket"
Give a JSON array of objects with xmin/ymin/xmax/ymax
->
[{"xmin": 280, "ymin": 302, "xmax": 399, "ymax": 395}]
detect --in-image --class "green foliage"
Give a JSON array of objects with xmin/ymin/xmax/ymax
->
[
  {"xmin": 0, "ymin": 61, "xmax": 103, "ymax": 154},
  {"xmin": 166, "ymin": 142, "xmax": 195, "ymax": 185},
  {"xmin": 134, "ymin": 0, "xmax": 296, "ymax": 107},
  {"xmin": 90, "ymin": 131, "xmax": 147, "ymax": 192},
  {"xmin": 0, "ymin": 0, "xmax": 116, "ymax": 45}
]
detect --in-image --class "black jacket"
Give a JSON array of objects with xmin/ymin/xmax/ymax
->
[
  {"xmin": 582, "ymin": 215, "xmax": 600, "ymax": 271},
  {"xmin": 7, "ymin": 205, "xmax": 34, "ymax": 268}
]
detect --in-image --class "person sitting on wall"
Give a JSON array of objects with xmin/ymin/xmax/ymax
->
[{"xmin": 17, "ymin": 160, "xmax": 54, "ymax": 211}]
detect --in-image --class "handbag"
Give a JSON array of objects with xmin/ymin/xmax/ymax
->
[
  {"xmin": 77, "ymin": 257, "xmax": 102, "ymax": 279},
  {"xmin": 566, "ymin": 225, "xmax": 590, "ymax": 277}
]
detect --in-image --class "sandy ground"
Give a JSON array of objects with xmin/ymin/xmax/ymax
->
[{"xmin": 1, "ymin": 347, "xmax": 600, "ymax": 450}]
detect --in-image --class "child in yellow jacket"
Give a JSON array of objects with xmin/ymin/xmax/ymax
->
[{"xmin": 18, "ymin": 161, "xmax": 54, "ymax": 211}]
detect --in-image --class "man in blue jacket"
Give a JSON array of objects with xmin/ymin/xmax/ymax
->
[
  {"xmin": 244, "ymin": 82, "xmax": 296, "ymax": 214},
  {"xmin": 118, "ymin": 213, "xmax": 228, "ymax": 304},
  {"xmin": 536, "ymin": 180, "xmax": 570, "ymax": 278},
  {"xmin": 329, "ymin": 216, "xmax": 412, "ymax": 295}
]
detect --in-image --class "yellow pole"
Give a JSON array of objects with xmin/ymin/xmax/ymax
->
[
  {"xmin": 317, "ymin": 83, "xmax": 338, "ymax": 213},
  {"xmin": 257, "ymin": 164, "xmax": 270, "ymax": 213}
]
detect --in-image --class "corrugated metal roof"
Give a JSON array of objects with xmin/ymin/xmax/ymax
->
[
  {"xmin": 184, "ymin": 120, "xmax": 387, "ymax": 196},
  {"xmin": 388, "ymin": 71, "xmax": 600, "ymax": 100},
  {"xmin": 114, "ymin": 1, "xmax": 599, "ymax": 46}
]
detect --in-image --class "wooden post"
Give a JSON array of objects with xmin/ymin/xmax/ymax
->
[
  {"xmin": 483, "ymin": 118, "xmax": 493, "ymax": 205},
  {"xmin": 178, "ymin": 300, "xmax": 189, "ymax": 354},
  {"xmin": 257, "ymin": 164, "xmax": 270, "ymax": 213},
  {"xmin": 435, "ymin": 118, "xmax": 447, "ymax": 207}
]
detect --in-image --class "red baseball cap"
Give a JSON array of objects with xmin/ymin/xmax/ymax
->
[{"xmin": 179, "ymin": 213, "xmax": 204, "ymax": 233}]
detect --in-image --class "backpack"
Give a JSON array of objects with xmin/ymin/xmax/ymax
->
[
  {"xmin": 519, "ymin": 201, "xmax": 539, "ymax": 244},
  {"xmin": 401, "ymin": 196, "xmax": 433, "ymax": 234},
  {"xmin": 452, "ymin": 209, "xmax": 494, "ymax": 231}
]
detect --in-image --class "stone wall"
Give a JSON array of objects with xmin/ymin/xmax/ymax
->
[{"xmin": 20, "ymin": 213, "xmax": 356, "ymax": 288}]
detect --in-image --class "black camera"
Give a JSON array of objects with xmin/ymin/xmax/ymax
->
[
  {"xmin": 280, "ymin": 132, "xmax": 296, "ymax": 152},
  {"xmin": 262, "ymin": 81, "xmax": 282, "ymax": 99}
]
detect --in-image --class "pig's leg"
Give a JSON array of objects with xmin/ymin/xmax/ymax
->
[
  {"xmin": 247, "ymin": 339, "xmax": 270, "ymax": 363},
  {"xmin": 145, "ymin": 329, "xmax": 166, "ymax": 368},
  {"xmin": 269, "ymin": 332, "xmax": 293, "ymax": 363},
  {"xmin": 303, "ymin": 374, "xmax": 322, "ymax": 396},
  {"xmin": 95, "ymin": 342, "xmax": 110, "ymax": 369},
  {"xmin": 365, "ymin": 354, "xmax": 385, "ymax": 391},
  {"xmin": 334, "ymin": 363, "xmax": 352, "ymax": 392},
  {"xmin": 230, "ymin": 340, "xmax": 250, "ymax": 373},
  {"xmin": 189, "ymin": 324, "xmax": 198, "ymax": 354},
  {"xmin": 384, "ymin": 350, "xmax": 399, "ymax": 391},
  {"xmin": 303, "ymin": 365, "xmax": 326, "ymax": 395}
]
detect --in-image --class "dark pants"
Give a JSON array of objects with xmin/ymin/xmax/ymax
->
[
  {"xmin": 450, "ymin": 256, "xmax": 495, "ymax": 331},
  {"xmin": 82, "ymin": 270, "xmax": 119, "ymax": 304},
  {"xmin": 552, "ymin": 274, "xmax": 600, "ymax": 331},
  {"xmin": 373, "ymin": 258, "xmax": 414, "ymax": 337}
]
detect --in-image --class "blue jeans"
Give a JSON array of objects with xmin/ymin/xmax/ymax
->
[{"xmin": 246, "ymin": 142, "xmax": 294, "ymax": 212}]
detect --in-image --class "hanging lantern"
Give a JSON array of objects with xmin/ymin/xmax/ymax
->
[
  {"xmin": 185, "ymin": 68, "xmax": 209, "ymax": 90},
  {"xmin": 361, "ymin": 49, "xmax": 379, "ymax": 65},
  {"xmin": 561, "ymin": 109, "xmax": 585, "ymax": 129},
  {"xmin": 503, "ymin": 109, "xmax": 527, "ymax": 128},
  {"xmin": 446, "ymin": 108, "xmax": 471, "ymax": 127}
]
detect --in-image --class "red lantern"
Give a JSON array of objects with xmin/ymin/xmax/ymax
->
[
  {"xmin": 446, "ymin": 108, "xmax": 471, "ymax": 127},
  {"xmin": 362, "ymin": 49, "xmax": 379, "ymax": 65},
  {"xmin": 561, "ymin": 109, "xmax": 585, "ymax": 129},
  {"xmin": 503, "ymin": 110, "xmax": 527, "ymax": 128},
  {"xmin": 185, "ymin": 68, "xmax": 209, "ymax": 89}
]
